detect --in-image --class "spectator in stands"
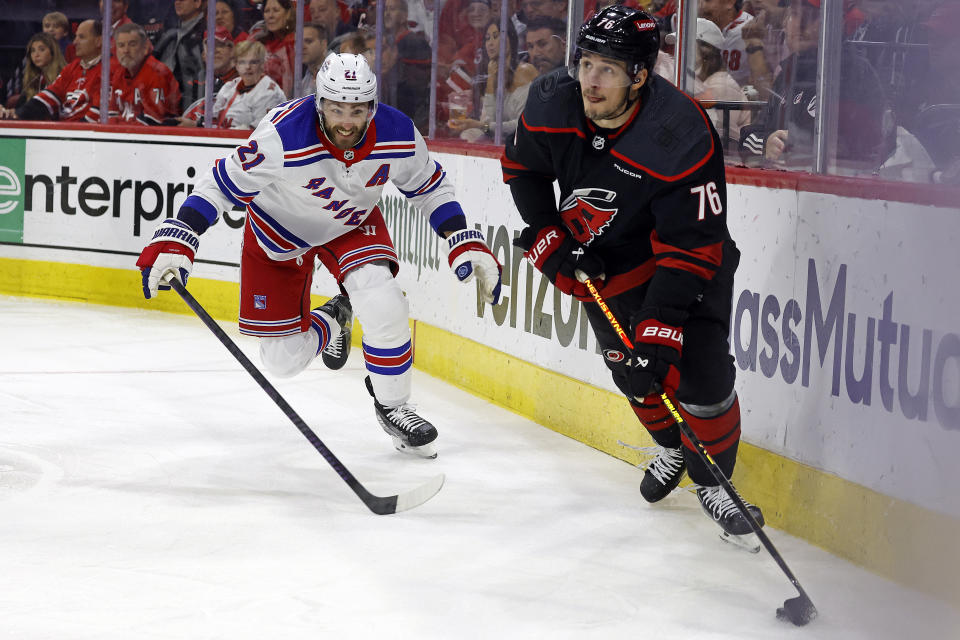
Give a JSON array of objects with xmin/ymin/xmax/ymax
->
[
  {"xmin": 209, "ymin": 39, "xmax": 286, "ymax": 128},
  {"xmin": 3, "ymin": 34, "xmax": 66, "ymax": 117},
  {"xmin": 156, "ymin": 0, "xmax": 206, "ymax": 112},
  {"xmin": 667, "ymin": 17, "xmax": 751, "ymax": 144},
  {"xmin": 518, "ymin": 0, "xmax": 567, "ymax": 24},
  {"xmin": 740, "ymin": 0, "xmax": 787, "ymax": 98},
  {"xmin": 297, "ymin": 23, "xmax": 330, "ymax": 97},
  {"xmin": 235, "ymin": 0, "xmax": 265, "ymax": 31},
  {"xmin": 374, "ymin": 0, "xmax": 432, "ymax": 132},
  {"xmin": 524, "ymin": 16, "xmax": 566, "ymax": 76},
  {"xmin": 309, "ymin": 0, "xmax": 354, "ymax": 40},
  {"xmin": 128, "ymin": 0, "xmax": 179, "ymax": 45},
  {"xmin": 3, "ymin": 20, "xmax": 105, "ymax": 123},
  {"xmin": 104, "ymin": 0, "xmax": 135, "ymax": 34},
  {"xmin": 901, "ymin": 2, "xmax": 960, "ymax": 184},
  {"xmin": 177, "ymin": 27, "xmax": 239, "ymax": 122},
  {"xmin": 457, "ymin": 0, "xmax": 493, "ymax": 69},
  {"xmin": 738, "ymin": 0, "xmax": 887, "ymax": 171},
  {"xmin": 216, "ymin": 0, "xmax": 250, "ymax": 42},
  {"xmin": 103, "ymin": 22, "xmax": 182, "ymax": 125},
  {"xmin": 448, "ymin": 18, "xmax": 537, "ymax": 141},
  {"xmin": 207, "ymin": 26, "xmax": 239, "ymax": 92},
  {"xmin": 257, "ymin": 0, "xmax": 297, "ymax": 97},
  {"xmin": 698, "ymin": 0, "xmax": 768, "ymax": 90},
  {"xmin": 406, "ymin": 0, "xmax": 441, "ymax": 43},
  {"xmin": 42, "ymin": 12, "xmax": 76, "ymax": 63}
]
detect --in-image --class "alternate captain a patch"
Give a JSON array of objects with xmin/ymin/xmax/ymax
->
[{"xmin": 254, "ymin": 294, "xmax": 267, "ymax": 310}]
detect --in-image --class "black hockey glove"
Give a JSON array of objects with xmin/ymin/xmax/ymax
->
[
  {"xmin": 629, "ymin": 308, "xmax": 686, "ymax": 399},
  {"xmin": 514, "ymin": 225, "xmax": 605, "ymax": 300}
]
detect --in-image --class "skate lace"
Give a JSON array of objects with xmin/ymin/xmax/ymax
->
[
  {"xmin": 324, "ymin": 334, "xmax": 343, "ymax": 357},
  {"xmin": 699, "ymin": 486, "xmax": 749, "ymax": 520},
  {"xmin": 385, "ymin": 404, "xmax": 427, "ymax": 433},
  {"xmin": 643, "ymin": 446, "xmax": 684, "ymax": 485}
]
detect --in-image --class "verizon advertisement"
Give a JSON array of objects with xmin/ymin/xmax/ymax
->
[{"xmin": 1, "ymin": 128, "xmax": 959, "ymax": 517}]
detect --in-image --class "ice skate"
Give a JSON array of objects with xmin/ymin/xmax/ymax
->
[
  {"xmin": 365, "ymin": 376, "xmax": 438, "ymax": 458},
  {"xmin": 639, "ymin": 445, "xmax": 686, "ymax": 503},
  {"xmin": 697, "ymin": 484, "xmax": 765, "ymax": 553},
  {"xmin": 316, "ymin": 294, "xmax": 352, "ymax": 370}
]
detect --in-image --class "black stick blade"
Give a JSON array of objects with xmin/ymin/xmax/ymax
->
[{"xmin": 777, "ymin": 595, "xmax": 818, "ymax": 626}]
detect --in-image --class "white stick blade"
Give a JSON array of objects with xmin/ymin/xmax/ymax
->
[{"xmin": 394, "ymin": 474, "xmax": 445, "ymax": 513}]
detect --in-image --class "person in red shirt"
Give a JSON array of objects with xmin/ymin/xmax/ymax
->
[
  {"xmin": 257, "ymin": 0, "xmax": 297, "ymax": 96},
  {"xmin": 102, "ymin": 22, "xmax": 182, "ymax": 125},
  {"xmin": 6, "ymin": 20, "xmax": 104, "ymax": 122}
]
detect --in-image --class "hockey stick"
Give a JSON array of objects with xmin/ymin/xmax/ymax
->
[
  {"xmin": 579, "ymin": 274, "xmax": 817, "ymax": 627},
  {"xmin": 163, "ymin": 274, "xmax": 444, "ymax": 515}
]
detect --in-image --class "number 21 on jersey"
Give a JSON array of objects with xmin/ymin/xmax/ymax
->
[{"xmin": 691, "ymin": 181, "xmax": 722, "ymax": 220}]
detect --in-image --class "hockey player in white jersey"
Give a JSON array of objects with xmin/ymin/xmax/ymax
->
[{"xmin": 137, "ymin": 53, "xmax": 502, "ymax": 458}]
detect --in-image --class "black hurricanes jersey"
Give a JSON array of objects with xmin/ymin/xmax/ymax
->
[{"xmin": 502, "ymin": 70, "xmax": 738, "ymax": 312}]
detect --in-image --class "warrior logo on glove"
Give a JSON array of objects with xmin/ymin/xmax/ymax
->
[{"xmin": 446, "ymin": 228, "xmax": 503, "ymax": 305}]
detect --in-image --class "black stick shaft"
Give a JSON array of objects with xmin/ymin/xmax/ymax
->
[
  {"xmin": 167, "ymin": 277, "xmax": 389, "ymax": 512},
  {"xmin": 582, "ymin": 277, "xmax": 816, "ymax": 613},
  {"xmin": 660, "ymin": 393, "xmax": 815, "ymax": 606}
]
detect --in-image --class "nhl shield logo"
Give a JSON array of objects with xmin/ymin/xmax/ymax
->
[
  {"xmin": 344, "ymin": 150, "xmax": 355, "ymax": 160},
  {"xmin": 592, "ymin": 135, "xmax": 605, "ymax": 150}
]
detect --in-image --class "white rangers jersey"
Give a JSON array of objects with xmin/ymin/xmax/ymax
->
[
  {"xmin": 212, "ymin": 74, "xmax": 287, "ymax": 130},
  {"xmin": 720, "ymin": 10, "xmax": 754, "ymax": 87},
  {"xmin": 184, "ymin": 96, "xmax": 464, "ymax": 260}
]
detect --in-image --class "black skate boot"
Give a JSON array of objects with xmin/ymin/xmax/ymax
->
[
  {"xmin": 697, "ymin": 484, "xmax": 765, "ymax": 551},
  {"xmin": 315, "ymin": 295, "xmax": 352, "ymax": 370},
  {"xmin": 640, "ymin": 446, "xmax": 686, "ymax": 503},
  {"xmin": 365, "ymin": 376, "xmax": 438, "ymax": 458}
]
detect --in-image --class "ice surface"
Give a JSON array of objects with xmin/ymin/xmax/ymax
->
[{"xmin": 1, "ymin": 295, "xmax": 957, "ymax": 639}]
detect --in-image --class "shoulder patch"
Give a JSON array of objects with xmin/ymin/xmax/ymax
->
[
  {"xmin": 537, "ymin": 72, "xmax": 560, "ymax": 102},
  {"xmin": 654, "ymin": 112, "xmax": 700, "ymax": 153}
]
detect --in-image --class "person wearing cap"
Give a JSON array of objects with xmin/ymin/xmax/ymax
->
[
  {"xmin": 698, "ymin": 0, "xmax": 757, "ymax": 86},
  {"xmin": 667, "ymin": 17, "xmax": 752, "ymax": 144},
  {"xmin": 177, "ymin": 26, "xmax": 240, "ymax": 124},
  {"xmin": 102, "ymin": 22, "xmax": 182, "ymax": 125},
  {"xmin": 208, "ymin": 26, "xmax": 240, "ymax": 92},
  {"xmin": 136, "ymin": 52, "xmax": 502, "ymax": 459}
]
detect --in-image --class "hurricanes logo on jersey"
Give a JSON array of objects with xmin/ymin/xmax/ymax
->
[{"xmin": 559, "ymin": 188, "xmax": 618, "ymax": 245}]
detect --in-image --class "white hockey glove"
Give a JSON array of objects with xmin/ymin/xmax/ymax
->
[
  {"xmin": 136, "ymin": 219, "xmax": 200, "ymax": 299},
  {"xmin": 446, "ymin": 228, "xmax": 502, "ymax": 305}
]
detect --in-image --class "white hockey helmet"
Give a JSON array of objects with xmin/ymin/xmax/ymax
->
[{"xmin": 315, "ymin": 52, "xmax": 378, "ymax": 121}]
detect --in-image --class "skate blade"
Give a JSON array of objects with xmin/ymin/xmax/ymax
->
[
  {"xmin": 718, "ymin": 530, "xmax": 761, "ymax": 553},
  {"xmin": 391, "ymin": 436, "xmax": 438, "ymax": 459}
]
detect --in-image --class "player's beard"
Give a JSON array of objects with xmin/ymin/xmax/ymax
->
[{"xmin": 325, "ymin": 123, "xmax": 365, "ymax": 150}]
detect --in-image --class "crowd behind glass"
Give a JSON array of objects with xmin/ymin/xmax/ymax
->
[{"xmin": 1, "ymin": 0, "xmax": 957, "ymax": 184}]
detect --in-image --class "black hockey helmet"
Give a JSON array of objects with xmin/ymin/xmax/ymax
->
[{"xmin": 575, "ymin": 4, "xmax": 661, "ymax": 80}]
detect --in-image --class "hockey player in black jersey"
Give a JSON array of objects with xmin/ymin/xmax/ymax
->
[{"xmin": 503, "ymin": 5, "xmax": 764, "ymax": 539}]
